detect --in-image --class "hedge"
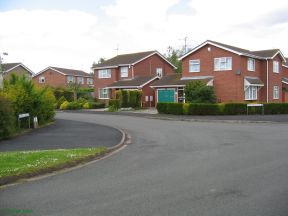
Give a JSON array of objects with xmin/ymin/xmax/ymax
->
[
  {"xmin": 0, "ymin": 94, "xmax": 16, "ymax": 138},
  {"xmin": 157, "ymin": 102, "xmax": 288, "ymax": 115},
  {"xmin": 108, "ymin": 99, "xmax": 121, "ymax": 111},
  {"xmin": 115, "ymin": 90, "xmax": 143, "ymax": 108}
]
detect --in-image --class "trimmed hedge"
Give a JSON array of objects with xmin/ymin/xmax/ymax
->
[
  {"xmin": 108, "ymin": 99, "xmax": 121, "ymax": 111},
  {"xmin": 157, "ymin": 102, "xmax": 288, "ymax": 115},
  {"xmin": 0, "ymin": 95, "xmax": 16, "ymax": 138},
  {"xmin": 115, "ymin": 90, "xmax": 143, "ymax": 108}
]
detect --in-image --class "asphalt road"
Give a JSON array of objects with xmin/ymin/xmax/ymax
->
[
  {"xmin": 0, "ymin": 119, "xmax": 122, "ymax": 151},
  {"xmin": 1, "ymin": 112, "xmax": 288, "ymax": 216}
]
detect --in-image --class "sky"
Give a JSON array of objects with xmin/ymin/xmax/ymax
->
[{"xmin": 0, "ymin": 0, "xmax": 288, "ymax": 73}]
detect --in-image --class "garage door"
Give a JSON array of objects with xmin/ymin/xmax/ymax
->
[{"xmin": 158, "ymin": 89, "xmax": 175, "ymax": 103}]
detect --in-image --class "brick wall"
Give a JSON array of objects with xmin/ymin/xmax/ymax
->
[{"xmin": 4, "ymin": 66, "xmax": 32, "ymax": 80}]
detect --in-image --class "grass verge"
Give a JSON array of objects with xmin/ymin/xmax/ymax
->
[{"xmin": 0, "ymin": 147, "xmax": 106, "ymax": 185}]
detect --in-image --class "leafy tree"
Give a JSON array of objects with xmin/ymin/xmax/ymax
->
[
  {"xmin": 91, "ymin": 57, "xmax": 106, "ymax": 69},
  {"xmin": 184, "ymin": 80, "xmax": 216, "ymax": 103},
  {"xmin": 165, "ymin": 46, "xmax": 186, "ymax": 73},
  {"xmin": 67, "ymin": 82, "xmax": 81, "ymax": 101}
]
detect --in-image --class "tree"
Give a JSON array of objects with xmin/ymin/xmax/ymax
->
[
  {"xmin": 67, "ymin": 82, "xmax": 81, "ymax": 101},
  {"xmin": 91, "ymin": 57, "xmax": 106, "ymax": 69},
  {"xmin": 165, "ymin": 46, "xmax": 185, "ymax": 73},
  {"xmin": 184, "ymin": 80, "xmax": 216, "ymax": 103}
]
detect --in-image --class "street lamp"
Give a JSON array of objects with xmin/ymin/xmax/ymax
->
[{"xmin": 0, "ymin": 52, "xmax": 8, "ymax": 90}]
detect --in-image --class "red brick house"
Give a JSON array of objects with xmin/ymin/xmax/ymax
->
[
  {"xmin": 2, "ymin": 63, "xmax": 34, "ymax": 80},
  {"xmin": 282, "ymin": 59, "xmax": 288, "ymax": 102},
  {"xmin": 151, "ymin": 40, "xmax": 287, "ymax": 104},
  {"xmin": 33, "ymin": 66, "xmax": 94, "ymax": 88},
  {"xmin": 93, "ymin": 51, "xmax": 176, "ymax": 107}
]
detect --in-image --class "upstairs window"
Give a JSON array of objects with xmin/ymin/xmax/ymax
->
[
  {"xmin": 247, "ymin": 58, "xmax": 255, "ymax": 71},
  {"xmin": 77, "ymin": 77, "xmax": 84, "ymax": 84},
  {"xmin": 273, "ymin": 61, "xmax": 279, "ymax": 73},
  {"xmin": 87, "ymin": 78, "xmax": 93, "ymax": 84},
  {"xmin": 39, "ymin": 76, "xmax": 45, "ymax": 83},
  {"xmin": 67, "ymin": 75, "xmax": 75, "ymax": 83},
  {"xmin": 214, "ymin": 57, "xmax": 232, "ymax": 71},
  {"xmin": 98, "ymin": 69, "xmax": 111, "ymax": 78},
  {"xmin": 189, "ymin": 60, "xmax": 200, "ymax": 72},
  {"xmin": 120, "ymin": 67, "xmax": 128, "ymax": 78},
  {"xmin": 156, "ymin": 68, "xmax": 163, "ymax": 77}
]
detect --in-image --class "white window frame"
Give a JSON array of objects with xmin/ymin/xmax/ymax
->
[
  {"xmin": 189, "ymin": 60, "xmax": 200, "ymax": 72},
  {"xmin": 39, "ymin": 76, "xmax": 45, "ymax": 83},
  {"xmin": 98, "ymin": 69, "xmax": 111, "ymax": 79},
  {"xmin": 245, "ymin": 86, "xmax": 258, "ymax": 100},
  {"xmin": 120, "ymin": 67, "xmax": 128, "ymax": 78},
  {"xmin": 247, "ymin": 58, "xmax": 255, "ymax": 71},
  {"xmin": 77, "ymin": 76, "xmax": 84, "ymax": 84},
  {"xmin": 273, "ymin": 61, "xmax": 279, "ymax": 73},
  {"xmin": 156, "ymin": 68, "xmax": 163, "ymax": 77},
  {"xmin": 99, "ymin": 88, "xmax": 109, "ymax": 99},
  {"xmin": 67, "ymin": 75, "xmax": 75, "ymax": 83},
  {"xmin": 214, "ymin": 57, "xmax": 232, "ymax": 71},
  {"xmin": 273, "ymin": 86, "xmax": 279, "ymax": 99},
  {"xmin": 87, "ymin": 78, "xmax": 93, "ymax": 85}
]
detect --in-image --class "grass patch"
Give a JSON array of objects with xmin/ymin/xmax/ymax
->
[{"xmin": 0, "ymin": 147, "xmax": 106, "ymax": 179}]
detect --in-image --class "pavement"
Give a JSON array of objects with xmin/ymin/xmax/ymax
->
[
  {"xmin": 65, "ymin": 109, "xmax": 288, "ymax": 123},
  {"xmin": 0, "ymin": 119, "xmax": 123, "ymax": 151},
  {"xmin": 1, "ymin": 112, "xmax": 288, "ymax": 216}
]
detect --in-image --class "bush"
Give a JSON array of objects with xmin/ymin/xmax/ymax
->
[
  {"xmin": 264, "ymin": 103, "xmax": 288, "ymax": 114},
  {"xmin": 83, "ymin": 102, "xmax": 91, "ymax": 109},
  {"xmin": 83, "ymin": 102, "xmax": 105, "ymax": 109},
  {"xmin": 122, "ymin": 90, "xmax": 129, "ymax": 108},
  {"xmin": 66, "ymin": 101, "xmax": 82, "ymax": 110},
  {"xmin": 77, "ymin": 97, "xmax": 87, "ymax": 106},
  {"xmin": 223, "ymin": 103, "xmax": 247, "ymax": 115},
  {"xmin": 184, "ymin": 81, "xmax": 216, "ymax": 103},
  {"xmin": 60, "ymin": 101, "xmax": 69, "ymax": 110},
  {"xmin": 108, "ymin": 99, "xmax": 120, "ymax": 111},
  {"xmin": 56, "ymin": 96, "xmax": 67, "ymax": 109},
  {"xmin": 166, "ymin": 103, "xmax": 183, "ymax": 115},
  {"xmin": 0, "ymin": 94, "xmax": 16, "ymax": 139},
  {"xmin": 157, "ymin": 102, "xmax": 168, "ymax": 114},
  {"xmin": 187, "ymin": 103, "xmax": 221, "ymax": 115},
  {"xmin": 52, "ymin": 87, "xmax": 73, "ymax": 102}
]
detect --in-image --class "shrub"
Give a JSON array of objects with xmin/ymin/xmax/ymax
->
[
  {"xmin": 264, "ymin": 103, "xmax": 288, "ymax": 114},
  {"xmin": 157, "ymin": 102, "xmax": 168, "ymax": 114},
  {"xmin": 52, "ymin": 87, "xmax": 73, "ymax": 102},
  {"xmin": 83, "ymin": 102, "xmax": 91, "ymax": 109},
  {"xmin": 187, "ymin": 103, "xmax": 221, "ymax": 115},
  {"xmin": 166, "ymin": 103, "xmax": 183, "ymax": 115},
  {"xmin": 82, "ymin": 102, "xmax": 105, "ymax": 109},
  {"xmin": 183, "ymin": 103, "xmax": 190, "ymax": 115},
  {"xmin": 0, "ymin": 94, "xmax": 16, "ymax": 139},
  {"xmin": 108, "ymin": 99, "xmax": 120, "ymax": 111},
  {"xmin": 223, "ymin": 103, "xmax": 247, "ymax": 115},
  {"xmin": 77, "ymin": 97, "xmax": 87, "ymax": 106},
  {"xmin": 129, "ymin": 90, "xmax": 143, "ymax": 108},
  {"xmin": 66, "ymin": 101, "xmax": 82, "ymax": 110},
  {"xmin": 56, "ymin": 96, "xmax": 67, "ymax": 109},
  {"xmin": 60, "ymin": 101, "xmax": 69, "ymax": 110},
  {"xmin": 121, "ymin": 90, "xmax": 129, "ymax": 108},
  {"xmin": 115, "ymin": 90, "xmax": 123, "ymax": 107},
  {"xmin": 184, "ymin": 81, "xmax": 216, "ymax": 103}
]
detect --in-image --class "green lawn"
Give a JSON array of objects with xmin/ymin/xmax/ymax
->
[{"xmin": 0, "ymin": 147, "xmax": 106, "ymax": 179}]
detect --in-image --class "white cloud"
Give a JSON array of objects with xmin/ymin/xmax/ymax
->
[{"xmin": 0, "ymin": 0, "xmax": 288, "ymax": 73}]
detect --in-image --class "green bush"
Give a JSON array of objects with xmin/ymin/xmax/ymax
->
[
  {"xmin": 83, "ymin": 102, "xmax": 105, "ymax": 109},
  {"xmin": 83, "ymin": 102, "xmax": 91, "ymax": 109},
  {"xmin": 52, "ymin": 87, "xmax": 73, "ymax": 102},
  {"xmin": 3, "ymin": 74, "xmax": 55, "ymax": 126},
  {"xmin": 223, "ymin": 103, "xmax": 247, "ymax": 115},
  {"xmin": 185, "ymin": 81, "xmax": 216, "ymax": 103},
  {"xmin": 108, "ymin": 99, "xmax": 120, "ymax": 111},
  {"xmin": 187, "ymin": 103, "xmax": 221, "ymax": 115},
  {"xmin": 166, "ymin": 103, "xmax": 183, "ymax": 115},
  {"xmin": 77, "ymin": 97, "xmax": 87, "ymax": 106},
  {"xmin": 264, "ymin": 103, "xmax": 288, "ymax": 114},
  {"xmin": 60, "ymin": 101, "xmax": 69, "ymax": 110},
  {"xmin": 157, "ymin": 102, "xmax": 168, "ymax": 114},
  {"xmin": 0, "ymin": 94, "xmax": 16, "ymax": 139},
  {"xmin": 129, "ymin": 90, "xmax": 143, "ymax": 108},
  {"xmin": 56, "ymin": 96, "xmax": 67, "ymax": 109},
  {"xmin": 66, "ymin": 101, "xmax": 82, "ymax": 110},
  {"xmin": 122, "ymin": 90, "xmax": 129, "ymax": 108}
]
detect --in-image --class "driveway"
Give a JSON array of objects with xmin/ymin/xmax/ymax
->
[
  {"xmin": 0, "ymin": 119, "xmax": 123, "ymax": 151},
  {"xmin": 1, "ymin": 112, "xmax": 288, "ymax": 216}
]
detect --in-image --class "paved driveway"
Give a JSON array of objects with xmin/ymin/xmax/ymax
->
[
  {"xmin": 0, "ymin": 119, "xmax": 123, "ymax": 151},
  {"xmin": 1, "ymin": 113, "xmax": 288, "ymax": 216}
]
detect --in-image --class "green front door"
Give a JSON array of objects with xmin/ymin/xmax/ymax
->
[{"xmin": 158, "ymin": 89, "xmax": 175, "ymax": 103}]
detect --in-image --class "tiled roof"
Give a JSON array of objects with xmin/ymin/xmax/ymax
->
[
  {"xmin": 50, "ymin": 67, "xmax": 92, "ymax": 77},
  {"xmin": 180, "ymin": 40, "xmax": 284, "ymax": 60},
  {"xmin": 2, "ymin": 63, "xmax": 21, "ymax": 71},
  {"xmin": 283, "ymin": 58, "xmax": 288, "ymax": 67},
  {"xmin": 1, "ymin": 62, "xmax": 34, "ymax": 75},
  {"xmin": 108, "ymin": 76, "xmax": 157, "ymax": 88},
  {"xmin": 282, "ymin": 77, "xmax": 288, "ymax": 84},
  {"xmin": 94, "ymin": 51, "xmax": 156, "ymax": 68},
  {"xmin": 245, "ymin": 76, "xmax": 264, "ymax": 85},
  {"xmin": 150, "ymin": 74, "xmax": 213, "ymax": 87}
]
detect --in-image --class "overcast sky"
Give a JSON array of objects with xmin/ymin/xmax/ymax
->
[{"xmin": 0, "ymin": 0, "xmax": 288, "ymax": 73}]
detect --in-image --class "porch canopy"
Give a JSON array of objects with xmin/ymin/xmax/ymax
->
[
  {"xmin": 107, "ymin": 76, "xmax": 158, "ymax": 89},
  {"xmin": 150, "ymin": 74, "xmax": 214, "ymax": 88},
  {"xmin": 244, "ymin": 76, "xmax": 264, "ymax": 90}
]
